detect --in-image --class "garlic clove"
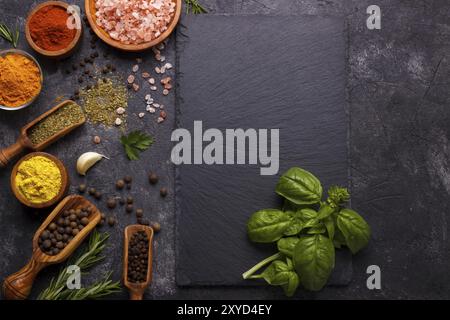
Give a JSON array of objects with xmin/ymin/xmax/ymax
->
[{"xmin": 76, "ymin": 152, "xmax": 109, "ymax": 176}]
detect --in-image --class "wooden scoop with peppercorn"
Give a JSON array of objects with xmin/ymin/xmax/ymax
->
[
  {"xmin": 0, "ymin": 100, "xmax": 85, "ymax": 168},
  {"xmin": 2, "ymin": 195, "xmax": 101, "ymax": 300},
  {"xmin": 123, "ymin": 225, "xmax": 154, "ymax": 300}
]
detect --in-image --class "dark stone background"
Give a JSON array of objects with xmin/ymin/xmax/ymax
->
[{"xmin": 1, "ymin": 0, "xmax": 450, "ymax": 299}]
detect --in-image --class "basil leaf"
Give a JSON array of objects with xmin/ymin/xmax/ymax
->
[
  {"xmin": 247, "ymin": 209, "xmax": 292, "ymax": 243},
  {"xmin": 282, "ymin": 272, "xmax": 300, "ymax": 297},
  {"xmin": 298, "ymin": 208, "xmax": 319, "ymax": 228},
  {"xmin": 293, "ymin": 234, "xmax": 335, "ymax": 291},
  {"xmin": 277, "ymin": 237, "xmax": 299, "ymax": 257},
  {"xmin": 336, "ymin": 209, "xmax": 370, "ymax": 254},
  {"xmin": 307, "ymin": 224, "xmax": 326, "ymax": 234},
  {"xmin": 333, "ymin": 227, "xmax": 346, "ymax": 249},
  {"xmin": 324, "ymin": 216, "xmax": 335, "ymax": 241},
  {"xmin": 259, "ymin": 260, "xmax": 291, "ymax": 285},
  {"xmin": 276, "ymin": 167, "xmax": 323, "ymax": 205},
  {"xmin": 283, "ymin": 211, "xmax": 303, "ymax": 236},
  {"xmin": 317, "ymin": 203, "xmax": 335, "ymax": 220}
]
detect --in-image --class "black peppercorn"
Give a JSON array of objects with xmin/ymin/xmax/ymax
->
[
  {"xmin": 94, "ymin": 191, "xmax": 102, "ymax": 200},
  {"xmin": 126, "ymin": 196, "xmax": 134, "ymax": 204},
  {"xmin": 136, "ymin": 209, "xmax": 143, "ymax": 218}
]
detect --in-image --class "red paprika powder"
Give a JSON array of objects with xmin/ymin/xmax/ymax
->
[{"xmin": 28, "ymin": 5, "xmax": 76, "ymax": 51}]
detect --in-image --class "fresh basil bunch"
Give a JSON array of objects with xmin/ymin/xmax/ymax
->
[{"xmin": 242, "ymin": 167, "xmax": 370, "ymax": 296}]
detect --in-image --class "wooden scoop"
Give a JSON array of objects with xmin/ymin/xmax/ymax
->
[
  {"xmin": 2, "ymin": 195, "xmax": 101, "ymax": 300},
  {"xmin": 0, "ymin": 100, "xmax": 85, "ymax": 168},
  {"xmin": 123, "ymin": 225, "xmax": 154, "ymax": 300}
]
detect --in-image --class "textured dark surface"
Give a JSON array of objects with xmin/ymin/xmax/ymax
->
[
  {"xmin": 1, "ymin": 0, "xmax": 450, "ymax": 300},
  {"xmin": 175, "ymin": 14, "xmax": 350, "ymax": 286}
]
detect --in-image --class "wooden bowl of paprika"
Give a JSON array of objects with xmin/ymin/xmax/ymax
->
[
  {"xmin": 25, "ymin": 1, "xmax": 82, "ymax": 58},
  {"xmin": 10, "ymin": 152, "xmax": 70, "ymax": 209}
]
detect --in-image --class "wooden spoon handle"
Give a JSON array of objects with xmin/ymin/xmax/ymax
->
[
  {"xmin": 129, "ymin": 291, "xmax": 144, "ymax": 300},
  {"xmin": 0, "ymin": 140, "xmax": 25, "ymax": 168},
  {"xmin": 2, "ymin": 258, "xmax": 45, "ymax": 300}
]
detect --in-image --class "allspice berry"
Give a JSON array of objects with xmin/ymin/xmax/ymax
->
[
  {"xmin": 136, "ymin": 208, "xmax": 143, "ymax": 218},
  {"xmin": 78, "ymin": 184, "xmax": 87, "ymax": 193},
  {"xmin": 108, "ymin": 216, "xmax": 116, "ymax": 226},
  {"xmin": 160, "ymin": 187, "xmax": 168, "ymax": 197},
  {"xmin": 126, "ymin": 204, "xmax": 134, "ymax": 213},
  {"xmin": 148, "ymin": 172, "xmax": 158, "ymax": 185},
  {"xmin": 116, "ymin": 179, "xmax": 125, "ymax": 190},
  {"xmin": 151, "ymin": 222, "xmax": 161, "ymax": 232},
  {"xmin": 107, "ymin": 198, "xmax": 117, "ymax": 209}
]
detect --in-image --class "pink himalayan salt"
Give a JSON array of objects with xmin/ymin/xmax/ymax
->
[{"xmin": 95, "ymin": 0, "xmax": 176, "ymax": 45}]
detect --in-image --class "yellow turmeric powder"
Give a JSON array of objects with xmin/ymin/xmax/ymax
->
[
  {"xmin": 15, "ymin": 156, "xmax": 62, "ymax": 204},
  {"xmin": 0, "ymin": 53, "xmax": 42, "ymax": 107}
]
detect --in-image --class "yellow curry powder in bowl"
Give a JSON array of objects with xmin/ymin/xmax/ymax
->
[
  {"xmin": 12, "ymin": 153, "xmax": 68, "ymax": 208},
  {"xmin": 0, "ymin": 49, "xmax": 43, "ymax": 110}
]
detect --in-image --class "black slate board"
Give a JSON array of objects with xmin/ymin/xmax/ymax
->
[{"xmin": 175, "ymin": 15, "xmax": 350, "ymax": 286}]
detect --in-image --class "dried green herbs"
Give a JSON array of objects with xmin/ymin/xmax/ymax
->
[
  {"xmin": 28, "ymin": 102, "xmax": 85, "ymax": 145},
  {"xmin": 80, "ymin": 78, "xmax": 128, "ymax": 127}
]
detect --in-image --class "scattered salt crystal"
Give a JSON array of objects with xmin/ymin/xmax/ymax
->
[
  {"xmin": 133, "ymin": 83, "xmax": 140, "ymax": 92},
  {"xmin": 127, "ymin": 75, "xmax": 135, "ymax": 84},
  {"xmin": 149, "ymin": 78, "xmax": 155, "ymax": 85},
  {"xmin": 115, "ymin": 118, "xmax": 123, "ymax": 126},
  {"xmin": 132, "ymin": 64, "xmax": 139, "ymax": 72},
  {"xmin": 116, "ymin": 107, "xmax": 126, "ymax": 115},
  {"xmin": 150, "ymin": 86, "xmax": 157, "ymax": 91},
  {"xmin": 138, "ymin": 112, "xmax": 145, "ymax": 118},
  {"xmin": 160, "ymin": 56, "xmax": 166, "ymax": 62},
  {"xmin": 161, "ymin": 77, "xmax": 171, "ymax": 84},
  {"xmin": 160, "ymin": 66, "xmax": 166, "ymax": 73},
  {"xmin": 157, "ymin": 116, "xmax": 164, "ymax": 123},
  {"xmin": 145, "ymin": 94, "xmax": 152, "ymax": 100},
  {"xmin": 155, "ymin": 67, "xmax": 161, "ymax": 74},
  {"xmin": 148, "ymin": 107, "xmax": 156, "ymax": 113},
  {"xmin": 165, "ymin": 63, "xmax": 173, "ymax": 70},
  {"xmin": 153, "ymin": 103, "xmax": 160, "ymax": 108},
  {"xmin": 163, "ymin": 89, "xmax": 169, "ymax": 95}
]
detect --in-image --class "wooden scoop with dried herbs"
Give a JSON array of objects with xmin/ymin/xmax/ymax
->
[{"xmin": 243, "ymin": 167, "xmax": 371, "ymax": 296}]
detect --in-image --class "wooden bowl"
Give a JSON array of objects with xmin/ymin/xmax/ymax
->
[
  {"xmin": 0, "ymin": 49, "xmax": 43, "ymax": 111},
  {"xmin": 123, "ymin": 225, "xmax": 154, "ymax": 300},
  {"xmin": 3, "ymin": 195, "xmax": 101, "ymax": 300},
  {"xmin": 25, "ymin": 1, "xmax": 83, "ymax": 58},
  {"xmin": 11, "ymin": 152, "xmax": 69, "ymax": 209},
  {"xmin": 85, "ymin": 0, "xmax": 181, "ymax": 52}
]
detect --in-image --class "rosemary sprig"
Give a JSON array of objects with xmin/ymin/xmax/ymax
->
[
  {"xmin": 185, "ymin": 0, "xmax": 207, "ymax": 14},
  {"xmin": 62, "ymin": 272, "xmax": 120, "ymax": 300},
  {"xmin": 38, "ymin": 230, "xmax": 121, "ymax": 300},
  {"xmin": 0, "ymin": 23, "xmax": 19, "ymax": 47}
]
